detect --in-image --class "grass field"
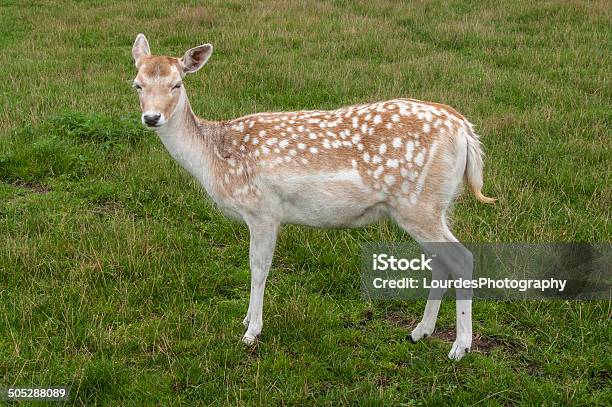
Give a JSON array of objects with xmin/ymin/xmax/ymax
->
[{"xmin": 0, "ymin": 0, "xmax": 610, "ymax": 405}]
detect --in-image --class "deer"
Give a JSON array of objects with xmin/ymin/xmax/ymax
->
[{"xmin": 131, "ymin": 34, "xmax": 495, "ymax": 360}]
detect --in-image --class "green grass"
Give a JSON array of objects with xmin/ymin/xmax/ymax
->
[{"xmin": 0, "ymin": 0, "xmax": 610, "ymax": 405}]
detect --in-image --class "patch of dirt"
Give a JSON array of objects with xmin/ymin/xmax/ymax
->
[
  {"xmin": 526, "ymin": 363, "xmax": 544, "ymax": 377},
  {"xmin": 375, "ymin": 374, "xmax": 391, "ymax": 388},
  {"xmin": 93, "ymin": 199, "xmax": 122, "ymax": 214},
  {"xmin": 383, "ymin": 312, "xmax": 515, "ymax": 354},
  {"xmin": 368, "ymin": 312, "xmax": 515, "ymax": 354},
  {"xmin": 590, "ymin": 369, "xmax": 611, "ymax": 382},
  {"xmin": 384, "ymin": 312, "xmax": 418, "ymax": 331},
  {"xmin": 383, "ymin": 312, "xmax": 417, "ymax": 329},
  {"xmin": 171, "ymin": 381, "xmax": 185, "ymax": 393},
  {"xmin": 360, "ymin": 308, "xmax": 374, "ymax": 325},
  {"xmin": 432, "ymin": 328, "xmax": 513, "ymax": 354},
  {"xmin": 11, "ymin": 180, "xmax": 50, "ymax": 193},
  {"xmin": 432, "ymin": 328, "xmax": 456, "ymax": 342},
  {"xmin": 342, "ymin": 309, "xmax": 375, "ymax": 329}
]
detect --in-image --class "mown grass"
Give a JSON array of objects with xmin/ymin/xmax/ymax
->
[{"xmin": 0, "ymin": 0, "xmax": 610, "ymax": 405}]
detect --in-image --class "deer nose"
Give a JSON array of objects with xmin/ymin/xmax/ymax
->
[{"xmin": 142, "ymin": 113, "xmax": 161, "ymax": 126}]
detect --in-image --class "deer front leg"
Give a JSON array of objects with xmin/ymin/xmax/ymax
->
[{"xmin": 242, "ymin": 218, "xmax": 279, "ymax": 345}]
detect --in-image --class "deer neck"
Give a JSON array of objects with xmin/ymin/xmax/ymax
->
[{"xmin": 154, "ymin": 89, "xmax": 222, "ymax": 197}]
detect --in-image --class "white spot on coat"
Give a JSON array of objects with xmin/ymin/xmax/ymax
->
[
  {"xmin": 415, "ymin": 151, "xmax": 425, "ymax": 166},
  {"xmin": 405, "ymin": 141, "xmax": 414, "ymax": 162},
  {"xmin": 386, "ymin": 158, "xmax": 399, "ymax": 168}
]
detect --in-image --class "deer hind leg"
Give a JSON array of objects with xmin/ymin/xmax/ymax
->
[{"xmin": 390, "ymin": 208, "xmax": 474, "ymax": 361}]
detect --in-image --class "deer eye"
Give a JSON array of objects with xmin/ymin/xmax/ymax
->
[
  {"xmin": 172, "ymin": 83, "xmax": 182, "ymax": 90},
  {"xmin": 133, "ymin": 83, "xmax": 142, "ymax": 91}
]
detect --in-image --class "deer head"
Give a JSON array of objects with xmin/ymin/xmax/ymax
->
[{"xmin": 131, "ymin": 33, "xmax": 213, "ymax": 128}]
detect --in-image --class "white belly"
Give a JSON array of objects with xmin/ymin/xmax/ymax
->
[{"xmin": 264, "ymin": 169, "xmax": 387, "ymax": 228}]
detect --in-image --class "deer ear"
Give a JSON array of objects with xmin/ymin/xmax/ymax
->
[
  {"xmin": 132, "ymin": 33, "xmax": 150, "ymax": 68},
  {"xmin": 179, "ymin": 44, "xmax": 213, "ymax": 74}
]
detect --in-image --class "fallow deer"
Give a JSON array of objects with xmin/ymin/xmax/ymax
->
[{"xmin": 131, "ymin": 34, "xmax": 495, "ymax": 360}]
